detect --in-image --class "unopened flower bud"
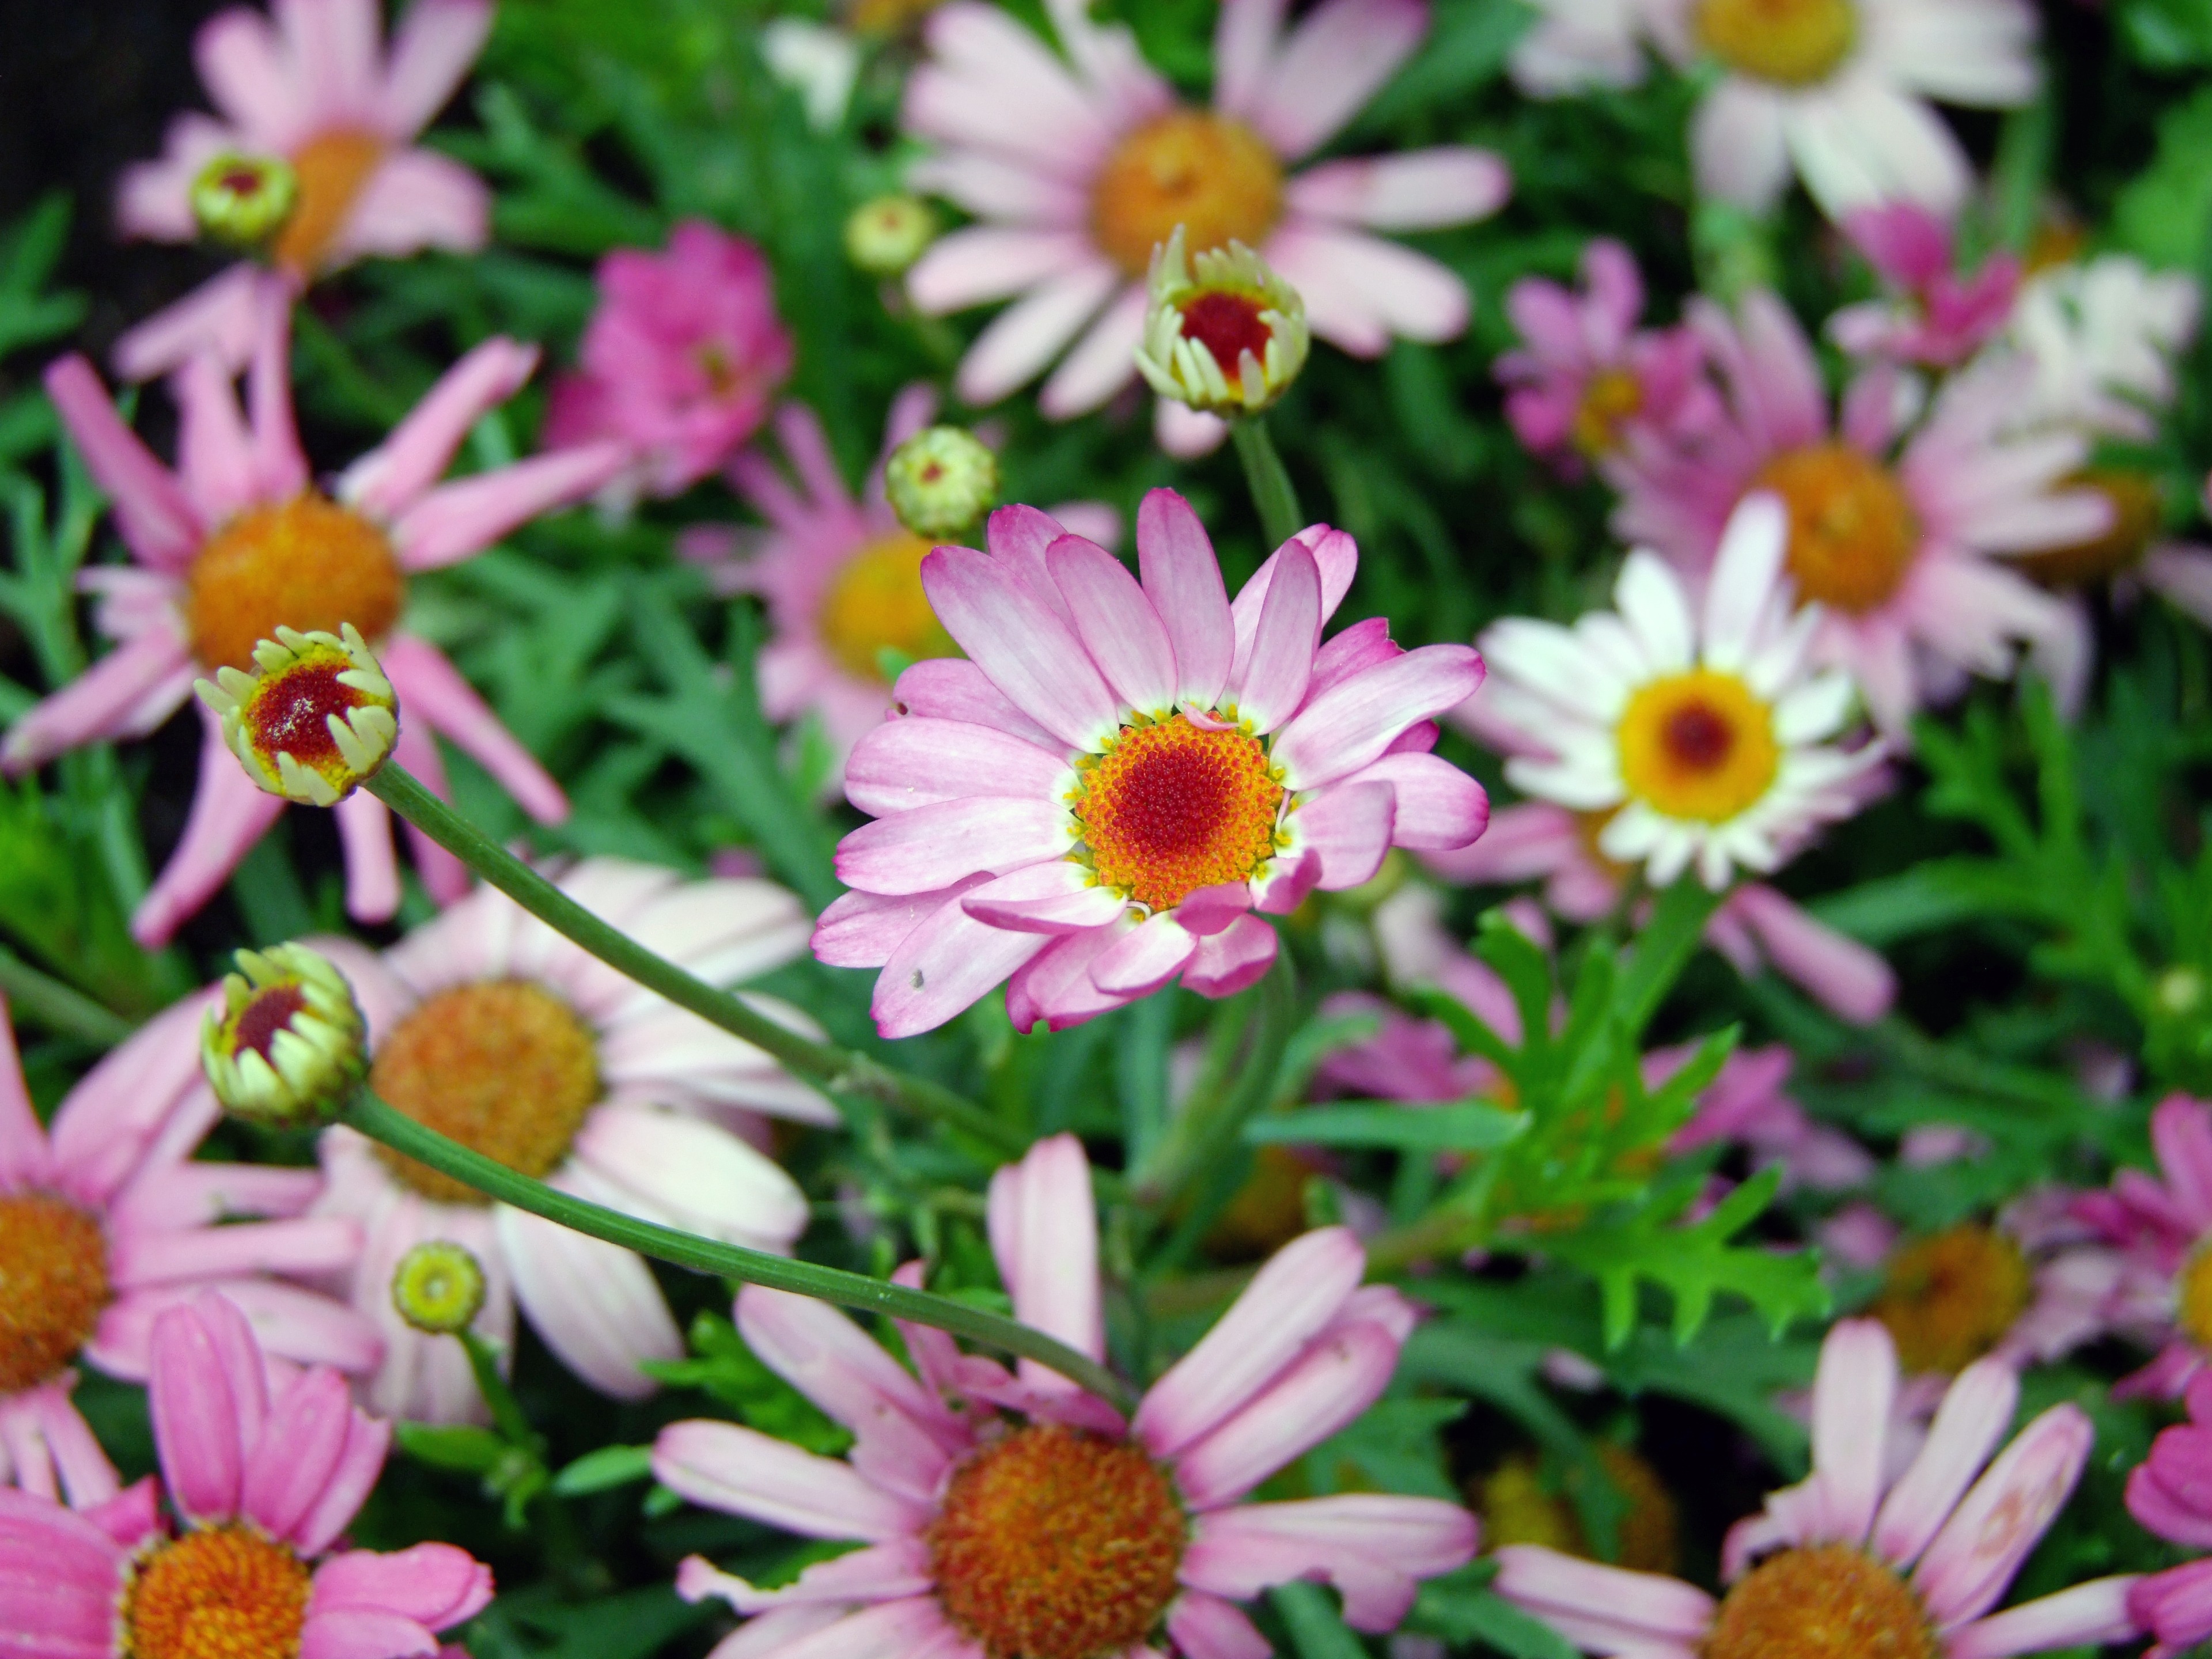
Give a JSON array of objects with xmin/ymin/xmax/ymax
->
[
  {"xmin": 1134, "ymin": 227, "xmax": 1309, "ymax": 416},
  {"xmin": 846, "ymin": 195, "xmax": 937, "ymax": 277},
  {"xmin": 885, "ymin": 426, "xmax": 998, "ymax": 539},
  {"xmin": 392, "ymin": 1240, "xmax": 488, "ymax": 1335},
  {"xmin": 203, "ymin": 943, "xmax": 369, "ymax": 1127},
  {"xmin": 195, "ymin": 624, "xmax": 398, "ymax": 806},
  {"xmin": 190, "ymin": 152, "xmax": 300, "ymax": 250}
]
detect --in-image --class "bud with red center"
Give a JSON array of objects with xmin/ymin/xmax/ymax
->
[
  {"xmin": 202, "ymin": 942, "xmax": 370, "ymax": 1126},
  {"xmin": 1135, "ymin": 226, "xmax": 1309, "ymax": 416},
  {"xmin": 194, "ymin": 623, "xmax": 399, "ymax": 806}
]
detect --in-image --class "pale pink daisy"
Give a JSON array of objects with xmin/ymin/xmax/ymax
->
[
  {"xmin": 1612, "ymin": 290, "xmax": 2106, "ymax": 733},
  {"xmin": 2126, "ymin": 1370, "xmax": 2212, "ymax": 1658},
  {"xmin": 812, "ymin": 488, "xmax": 1489, "ymax": 1036},
  {"xmin": 1508, "ymin": 0, "xmax": 1654, "ymax": 96},
  {"xmin": 541, "ymin": 220, "xmax": 795, "ymax": 500},
  {"xmin": 2, "ymin": 1291, "xmax": 491, "ymax": 1659},
  {"xmin": 302, "ymin": 858, "xmax": 829, "ymax": 1422},
  {"xmin": 112, "ymin": 0, "xmax": 494, "ymax": 380},
  {"xmin": 1495, "ymin": 1318, "xmax": 2139, "ymax": 1658},
  {"xmin": 1495, "ymin": 238, "xmax": 1717, "ymax": 476},
  {"xmin": 2, "ymin": 289, "xmax": 626, "ymax": 945},
  {"xmin": 2071, "ymin": 1094, "xmax": 2212, "ymax": 1402},
  {"xmin": 653, "ymin": 1132, "xmax": 1477, "ymax": 1659},
  {"xmin": 1642, "ymin": 0, "xmax": 2038, "ymax": 219},
  {"xmin": 1828, "ymin": 202, "xmax": 2021, "ymax": 369},
  {"xmin": 0, "ymin": 990, "xmax": 378, "ymax": 1506},
  {"xmin": 900, "ymin": 0, "xmax": 1510, "ymax": 445},
  {"xmin": 681, "ymin": 388, "xmax": 1120, "ymax": 796}
]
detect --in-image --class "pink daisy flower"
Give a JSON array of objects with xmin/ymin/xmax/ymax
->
[
  {"xmin": 0, "ymin": 990, "xmax": 378, "ymax": 1506},
  {"xmin": 653, "ymin": 1132, "xmax": 1478, "ymax": 1659},
  {"xmin": 1495, "ymin": 238, "xmax": 1716, "ymax": 476},
  {"xmin": 113, "ymin": 0, "xmax": 494, "ymax": 381},
  {"xmin": 1828, "ymin": 203, "xmax": 2022, "ymax": 370},
  {"xmin": 900, "ymin": 0, "xmax": 1510, "ymax": 446},
  {"xmin": 682, "ymin": 388, "xmax": 1121, "ymax": 796},
  {"xmin": 2, "ymin": 289, "xmax": 626, "ymax": 945},
  {"xmin": 1494, "ymin": 1317, "xmax": 2139, "ymax": 1658},
  {"xmin": 2126, "ymin": 1369, "xmax": 2212, "ymax": 1658},
  {"xmin": 1612, "ymin": 290, "xmax": 2106, "ymax": 733},
  {"xmin": 812, "ymin": 488, "xmax": 1489, "ymax": 1037},
  {"xmin": 542, "ymin": 220, "xmax": 796, "ymax": 500},
  {"xmin": 4, "ymin": 1290, "xmax": 491, "ymax": 1659},
  {"xmin": 1658, "ymin": 1041, "xmax": 1874, "ymax": 1192},
  {"xmin": 2071, "ymin": 1093, "xmax": 2212, "ymax": 1402},
  {"xmin": 303, "ymin": 858, "xmax": 830, "ymax": 1422}
]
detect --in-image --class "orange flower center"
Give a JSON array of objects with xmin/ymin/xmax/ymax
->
[
  {"xmin": 123, "ymin": 1525, "xmax": 313, "ymax": 1659},
  {"xmin": 2016, "ymin": 469, "xmax": 2162, "ymax": 589},
  {"xmin": 1755, "ymin": 444, "xmax": 1921, "ymax": 615},
  {"xmin": 1075, "ymin": 714, "xmax": 1284, "ymax": 912},
  {"xmin": 1092, "ymin": 111, "xmax": 1283, "ymax": 278},
  {"xmin": 1695, "ymin": 0, "xmax": 1858, "ymax": 85},
  {"xmin": 0, "ymin": 1191, "xmax": 111, "ymax": 1393},
  {"xmin": 1574, "ymin": 369, "xmax": 1645, "ymax": 457},
  {"xmin": 1707, "ymin": 1544, "xmax": 1937, "ymax": 1659},
  {"xmin": 1616, "ymin": 669, "xmax": 1779, "ymax": 825},
  {"xmin": 273, "ymin": 129, "xmax": 385, "ymax": 278},
  {"xmin": 369, "ymin": 981, "xmax": 601, "ymax": 1206},
  {"xmin": 820, "ymin": 531, "xmax": 961, "ymax": 683},
  {"xmin": 929, "ymin": 1424, "xmax": 1187, "ymax": 1659},
  {"xmin": 187, "ymin": 494, "xmax": 406, "ymax": 675},
  {"xmin": 2176, "ymin": 1240, "xmax": 2212, "ymax": 1353},
  {"xmin": 1476, "ymin": 1444, "xmax": 1681, "ymax": 1575},
  {"xmin": 1869, "ymin": 1224, "xmax": 2031, "ymax": 1376}
]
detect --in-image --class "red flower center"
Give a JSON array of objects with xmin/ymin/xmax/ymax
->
[
  {"xmin": 123, "ymin": 1525, "xmax": 313, "ymax": 1659},
  {"xmin": 929, "ymin": 1423, "xmax": 1187, "ymax": 1659},
  {"xmin": 229, "ymin": 983, "xmax": 309, "ymax": 1063},
  {"xmin": 1075, "ymin": 714, "xmax": 1284, "ymax": 912},
  {"xmin": 1179, "ymin": 290, "xmax": 1274, "ymax": 373},
  {"xmin": 187, "ymin": 494, "xmax": 406, "ymax": 675},
  {"xmin": 0, "ymin": 1191, "xmax": 111, "ymax": 1392},
  {"xmin": 1707, "ymin": 1544, "xmax": 1936, "ymax": 1659}
]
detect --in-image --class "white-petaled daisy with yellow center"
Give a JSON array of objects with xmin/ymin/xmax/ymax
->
[{"xmin": 1476, "ymin": 493, "xmax": 1878, "ymax": 891}]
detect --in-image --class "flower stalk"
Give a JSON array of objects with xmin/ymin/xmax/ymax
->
[
  {"xmin": 1230, "ymin": 415, "xmax": 1302, "ymax": 550},
  {"xmin": 360, "ymin": 762, "xmax": 1025, "ymax": 1156},
  {"xmin": 343, "ymin": 1088, "xmax": 1139, "ymax": 1411}
]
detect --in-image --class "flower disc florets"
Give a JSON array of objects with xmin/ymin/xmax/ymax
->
[
  {"xmin": 189, "ymin": 151, "xmax": 300, "ymax": 249},
  {"xmin": 885, "ymin": 426, "xmax": 999, "ymax": 538},
  {"xmin": 845, "ymin": 194, "xmax": 938, "ymax": 276},
  {"xmin": 392, "ymin": 1240, "xmax": 490, "ymax": 1336},
  {"xmin": 195, "ymin": 623, "xmax": 399, "ymax": 806},
  {"xmin": 1135, "ymin": 227, "xmax": 1309, "ymax": 416},
  {"xmin": 202, "ymin": 942, "xmax": 370, "ymax": 1127}
]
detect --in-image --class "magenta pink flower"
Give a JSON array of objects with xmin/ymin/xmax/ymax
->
[
  {"xmin": 1495, "ymin": 1318, "xmax": 2137, "ymax": 1658},
  {"xmin": 684, "ymin": 388, "xmax": 1120, "ymax": 795},
  {"xmin": 1612, "ymin": 290, "xmax": 2107, "ymax": 733},
  {"xmin": 2, "ymin": 1291, "xmax": 490, "ymax": 1659},
  {"xmin": 1660, "ymin": 1042, "xmax": 1875, "ymax": 1192},
  {"xmin": 0, "ymin": 991, "xmax": 377, "ymax": 1505},
  {"xmin": 900, "ymin": 0, "xmax": 1509, "ymax": 442},
  {"xmin": 1828, "ymin": 203, "xmax": 2021, "ymax": 370},
  {"xmin": 2, "ymin": 289, "xmax": 626, "ymax": 944},
  {"xmin": 2127, "ymin": 1370, "xmax": 2212, "ymax": 1657},
  {"xmin": 543, "ymin": 221, "xmax": 795, "ymax": 499},
  {"xmin": 1495, "ymin": 238, "xmax": 1717, "ymax": 475},
  {"xmin": 113, "ymin": 0, "xmax": 494, "ymax": 380},
  {"xmin": 653, "ymin": 1133, "xmax": 1476, "ymax": 1659},
  {"xmin": 812, "ymin": 489, "xmax": 1488, "ymax": 1036},
  {"xmin": 2072, "ymin": 1094, "xmax": 2212, "ymax": 1400}
]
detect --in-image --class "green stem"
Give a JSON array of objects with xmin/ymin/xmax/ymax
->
[
  {"xmin": 1130, "ymin": 958, "xmax": 1296, "ymax": 1211},
  {"xmin": 460, "ymin": 1329, "xmax": 541, "ymax": 1453},
  {"xmin": 0, "ymin": 944, "xmax": 134, "ymax": 1046},
  {"xmin": 345, "ymin": 1090, "xmax": 1138, "ymax": 1411},
  {"xmin": 361, "ymin": 764, "xmax": 1022, "ymax": 1156},
  {"xmin": 1230, "ymin": 416, "xmax": 1304, "ymax": 550}
]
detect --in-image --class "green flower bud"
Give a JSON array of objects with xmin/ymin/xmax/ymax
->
[
  {"xmin": 202, "ymin": 944, "xmax": 369, "ymax": 1127},
  {"xmin": 190, "ymin": 152, "xmax": 300, "ymax": 250},
  {"xmin": 844, "ymin": 195, "xmax": 937, "ymax": 278},
  {"xmin": 885, "ymin": 426, "xmax": 999, "ymax": 540},
  {"xmin": 194, "ymin": 624, "xmax": 399, "ymax": 808},
  {"xmin": 1134, "ymin": 227, "xmax": 1310, "ymax": 417},
  {"xmin": 392, "ymin": 1240, "xmax": 488, "ymax": 1336}
]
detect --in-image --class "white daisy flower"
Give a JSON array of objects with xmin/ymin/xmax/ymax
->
[
  {"xmin": 2004, "ymin": 255, "xmax": 2203, "ymax": 442},
  {"xmin": 1475, "ymin": 494, "xmax": 1880, "ymax": 891}
]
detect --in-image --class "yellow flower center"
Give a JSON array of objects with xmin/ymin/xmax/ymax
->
[
  {"xmin": 187, "ymin": 494, "xmax": 406, "ymax": 675},
  {"xmin": 1615, "ymin": 669, "xmax": 1779, "ymax": 825},
  {"xmin": 1708, "ymin": 1544, "xmax": 1937, "ymax": 1659},
  {"xmin": 2176, "ymin": 1241, "xmax": 2212, "ymax": 1353},
  {"xmin": 1091, "ymin": 111, "xmax": 1283, "ymax": 279},
  {"xmin": 1574, "ymin": 369, "xmax": 1645, "ymax": 457},
  {"xmin": 847, "ymin": 0, "xmax": 948, "ymax": 35},
  {"xmin": 1075, "ymin": 714, "xmax": 1285, "ymax": 913},
  {"xmin": 929, "ymin": 1423, "xmax": 1187, "ymax": 1659},
  {"xmin": 1476, "ymin": 1445, "xmax": 1680, "ymax": 1574},
  {"xmin": 1755, "ymin": 444, "xmax": 1921, "ymax": 615},
  {"xmin": 273, "ymin": 128, "xmax": 385, "ymax": 278},
  {"xmin": 122, "ymin": 1525, "xmax": 313, "ymax": 1659},
  {"xmin": 1870, "ymin": 1224, "xmax": 2031, "ymax": 1376},
  {"xmin": 1695, "ymin": 0, "xmax": 1858, "ymax": 86},
  {"xmin": 820, "ymin": 531, "xmax": 961, "ymax": 683},
  {"xmin": 0, "ymin": 1191, "xmax": 111, "ymax": 1393},
  {"xmin": 2015, "ymin": 469, "xmax": 2163, "ymax": 589},
  {"xmin": 369, "ymin": 981, "xmax": 602, "ymax": 1206}
]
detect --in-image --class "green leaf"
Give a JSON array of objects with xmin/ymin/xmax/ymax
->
[
  {"xmin": 641, "ymin": 1312, "xmax": 852, "ymax": 1456},
  {"xmin": 1410, "ymin": 1567, "xmax": 1580, "ymax": 1659},
  {"xmin": 551, "ymin": 1444, "xmax": 655, "ymax": 1496},
  {"xmin": 1271, "ymin": 1583, "xmax": 1367, "ymax": 1659},
  {"xmin": 396, "ymin": 1423, "xmax": 510, "ymax": 1474},
  {"xmin": 1247, "ymin": 1100, "xmax": 1528, "ymax": 1152},
  {"xmin": 2113, "ymin": 86, "xmax": 2212, "ymax": 276},
  {"xmin": 1616, "ymin": 877, "xmax": 1727, "ymax": 1035}
]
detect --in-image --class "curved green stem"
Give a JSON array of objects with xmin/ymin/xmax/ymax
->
[
  {"xmin": 345, "ymin": 1090, "xmax": 1138, "ymax": 1411},
  {"xmin": 0, "ymin": 943, "xmax": 133, "ymax": 1046},
  {"xmin": 361, "ymin": 764, "xmax": 1021, "ymax": 1156},
  {"xmin": 1230, "ymin": 415, "xmax": 1304, "ymax": 550}
]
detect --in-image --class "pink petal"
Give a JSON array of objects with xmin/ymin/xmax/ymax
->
[
  {"xmin": 762, "ymin": 1596, "xmax": 971, "ymax": 1659},
  {"xmin": 1181, "ymin": 913, "xmax": 1279, "ymax": 998},
  {"xmin": 241, "ymin": 1368, "xmax": 359, "ymax": 1546},
  {"xmin": 1229, "ymin": 542, "xmax": 1320, "ymax": 732},
  {"xmin": 1137, "ymin": 488, "xmax": 1235, "ymax": 709},
  {"xmin": 1912, "ymin": 1404, "xmax": 2093, "ymax": 1627},
  {"xmin": 1038, "ymin": 283, "xmax": 1149, "ymax": 419},
  {"xmin": 952, "ymin": 263, "xmax": 1123, "ymax": 407},
  {"xmin": 906, "ymin": 228, "xmax": 1099, "ymax": 315},
  {"xmin": 988, "ymin": 1133, "xmax": 1105, "ymax": 1373},
  {"xmin": 1048, "ymin": 535, "xmax": 1178, "ymax": 714},
  {"xmin": 1490, "ymin": 1546, "xmax": 1715, "ymax": 1647},
  {"xmin": 497, "ymin": 1194, "xmax": 683, "ymax": 1399},
  {"xmin": 43, "ymin": 356, "xmax": 202, "ymax": 571},
  {"xmin": 1172, "ymin": 1318, "xmax": 1399, "ymax": 1508},
  {"xmin": 921, "ymin": 544, "xmax": 1120, "ymax": 748},
  {"xmin": 1723, "ymin": 882, "xmax": 1895, "ymax": 1024},
  {"xmin": 296, "ymin": 1609, "xmax": 440, "ymax": 1659},
  {"xmin": 1090, "ymin": 911, "xmax": 1199, "ymax": 997},
  {"xmin": 0, "ymin": 1008, "xmax": 54, "ymax": 1203},
  {"xmin": 390, "ymin": 442, "xmax": 627, "ymax": 571},
  {"xmin": 1288, "ymin": 781, "xmax": 1396, "ymax": 891},
  {"xmin": 1808, "ymin": 1317, "xmax": 1896, "ymax": 1547},
  {"xmin": 1873, "ymin": 1358, "xmax": 2020, "ymax": 1571},
  {"xmin": 1944, "ymin": 1577, "xmax": 2141, "ymax": 1659},
  {"xmin": 961, "ymin": 863, "xmax": 1128, "ymax": 934},
  {"xmin": 327, "ymin": 147, "xmax": 490, "ymax": 266},
  {"xmin": 1213, "ymin": 0, "xmax": 1288, "ymax": 121},
  {"xmin": 1175, "ymin": 882, "xmax": 1251, "ymax": 937},
  {"xmin": 1, "ymin": 621, "xmax": 193, "ymax": 776},
  {"xmin": 653, "ymin": 1419, "xmax": 930, "ymax": 1540},
  {"xmin": 334, "ymin": 791, "xmax": 401, "ymax": 925},
  {"xmin": 1270, "ymin": 645, "xmax": 1485, "ymax": 790},
  {"xmin": 380, "ymin": 634, "xmax": 569, "ymax": 824},
  {"xmin": 813, "ymin": 882, "xmax": 981, "ymax": 970},
  {"xmin": 341, "ymin": 338, "xmax": 539, "ymax": 522},
  {"xmin": 1182, "ymin": 1495, "xmax": 1477, "ymax": 1631},
  {"xmin": 872, "ymin": 891, "xmax": 1053, "ymax": 1036},
  {"xmin": 891, "ymin": 658, "xmax": 1065, "ymax": 752},
  {"xmin": 1266, "ymin": 226, "xmax": 1467, "ymax": 355},
  {"xmin": 195, "ymin": 6, "xmax": 306, "ymax": 139},
  {"xmin": 1244, "ymin": 0, "xmax": 1428, "ymax": 160},
  {"xmin": 149, "ymin": 1293, "xmax": 268, "ymax": 1526},
  {"xmin": 110, "ymin": 263, "xmax": 270, "ymax": 382},
  {"xmin": 1285, "ymin": 149, "xmax": 1510, "ymax": 230},
  {"xmin": 285, "ymin": 1392, "xmax": 391, "ymax": 1558},
  {"xmin": 309, "ymin": 1544, "xmax": 493, "ymax": 1629},
  {"xmin": 1338, "ymin": 752, "xmax": 1486, "ymax": 851},
  {"xmin": 846, "ymin": 718, "xmax": 1071, "ymax": 818},
  {"xmin": 835, "ymin": 796, "xmax": 1072, "ymax": 895},
  {"xmin": 1005, "ymin": 921, "xmax": 1138, "ymax": 1032},
  {"xmin": 2153, "ymin": 1095, "xmax": 2212, "ymax": 1228},
  {"xmin": 1168, "ymin": 1592, "xmax": 1270, "ymax": 1659},
  {"xmin": 377, "ymin": 0, "xmax": 494, "ymax": 136}
]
